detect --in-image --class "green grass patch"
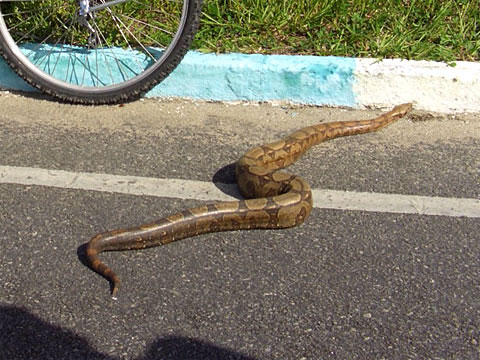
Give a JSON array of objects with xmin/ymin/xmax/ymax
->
[
  {"xmin": 1, "ymin": 0, "xmax": 478, "ymax": 62},
  {"xmin": 196, "ymin": 0, "xmax": 480, "ymax": 61}
]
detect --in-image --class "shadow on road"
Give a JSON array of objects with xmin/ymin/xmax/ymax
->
[
  {"xmin": 145, "ymin": 336, "xmax": 257, "ymax": 360},
  {"xmin": 0, "ymin": 305, "xmax": 256, "ymax": 360},
  {"xmin": 212, "ymin": 163, "xmax": 244, "ymax": 200},
  {"xmin": 212, "ymin": 163, "xmax": 236, "ymax": 185}
]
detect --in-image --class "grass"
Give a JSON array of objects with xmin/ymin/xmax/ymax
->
[
  {"xmin": 196, "ymin": 0, "xmax": 480, "ymax": 62},
  {"xmin": 2, "ymin": 0, "xmax": 478, "ymax": 62}
]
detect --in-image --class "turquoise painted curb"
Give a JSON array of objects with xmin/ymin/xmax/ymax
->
[
  {"xmin": 0, "ymin": 49, "xmax": 356, "ymax": 106},
  {"xmin": 148, "ymin": 52, "xmax": 356, "ymax": 107},
  {"xmin": 0, "ymin": 56, "xmax": 34, "ymax": 92}
]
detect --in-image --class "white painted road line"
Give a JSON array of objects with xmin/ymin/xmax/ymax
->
[
  {"xmin": 312, "ymin": 189, "xmax": 480, "ymax": 218},
  {"xmin": 1, "ymin": 165, "xmax": 479, "ymax": 218}
]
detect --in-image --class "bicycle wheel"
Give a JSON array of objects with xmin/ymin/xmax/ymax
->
[{"xmin": 0, "ymin": 0, "xmax": 202, "ymax": 104}]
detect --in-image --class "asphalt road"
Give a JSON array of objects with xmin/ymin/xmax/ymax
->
[{"xmin": 0, "ymin": 93, "xmax": 479, "ymax": 359}]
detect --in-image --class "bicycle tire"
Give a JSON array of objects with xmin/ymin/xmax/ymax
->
[{"xmin": 0, "ymin": 0, "xmax": 202, "ymax": 104}]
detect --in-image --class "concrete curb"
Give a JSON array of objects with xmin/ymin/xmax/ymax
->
[{"xmin": 1, "ymin": 50, "xmax": 479, "ymax": 113}]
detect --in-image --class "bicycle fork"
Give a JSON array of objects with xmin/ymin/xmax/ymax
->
[
  {"xmin": 78, "ymin": 0, "xmax": 98, "ymax": 47},
  {"xmin": 78, "ymin": 0, "xmax": 131, "ymax": 47}
]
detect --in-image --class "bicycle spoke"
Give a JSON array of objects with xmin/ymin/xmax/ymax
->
[
  {"xmin": 109, "ymin": 13, "xmax": 157, "ymax": 62},
  {"xmin": 116, "ymin": 13, "xmax": 175, "ymax": 37},
  {"xmin": 90, "ymin": 18, "xmax": 124, "ymax": 85},
  {"xmin": 104, "ymin": 6, "xmax": 147, "ymax": 75},
  {"xmin": 25, "ymin": 13, "xmax": 77, "ymax": 70}
]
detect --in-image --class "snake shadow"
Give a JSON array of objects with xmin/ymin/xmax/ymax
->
[
  {"xmin": 0, "ymin": 305, "xmax": 257, "ymax": 360},
  {"xmin": 211, "ymin": 163, "xmax": 243, "ymax": 200}
]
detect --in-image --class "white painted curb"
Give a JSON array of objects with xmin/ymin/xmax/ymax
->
[{"xmin": 354, "ymin": 59, "xmax": 480, "ymax": 113}]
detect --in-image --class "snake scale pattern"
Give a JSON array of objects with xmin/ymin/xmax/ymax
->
[{"xmin": 85, "ymin": 103, "xmax": 412, "ymax": 297}]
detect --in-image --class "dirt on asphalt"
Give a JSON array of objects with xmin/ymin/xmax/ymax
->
[{"xmin": 1, "ymin": 91, "xmax": 479, "ymax": 149}]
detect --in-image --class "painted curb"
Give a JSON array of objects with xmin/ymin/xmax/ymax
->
[
  {"xmin": 1, "ymin": 50, "xmax": 479, "ymax": 113},
  {"xmin": 354, "ymin": 59, "xmax": 480, "ymax": 113}
]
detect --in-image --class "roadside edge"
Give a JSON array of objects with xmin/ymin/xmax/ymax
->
[{"xmin": 1, "ymin": 51, "xmax": 479, "ymax": 113}]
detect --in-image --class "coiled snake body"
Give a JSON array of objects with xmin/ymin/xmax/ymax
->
[{"xmin": 85, "ymin": 103, "xmax": 412, "ymax": 297}]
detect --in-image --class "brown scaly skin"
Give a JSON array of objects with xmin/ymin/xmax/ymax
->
[{"xmin": 85, "ymin": 103, "xmax": 413, "ymax": 298}]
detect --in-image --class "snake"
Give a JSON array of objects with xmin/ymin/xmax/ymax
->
[{"xmin": 85, "ymin": 103, "xmax": 412, "ymax": 297}]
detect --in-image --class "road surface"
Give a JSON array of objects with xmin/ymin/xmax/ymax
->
[{"xmin": 0, "ymin": 93, "xmax": 479, "ymax": 359}]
